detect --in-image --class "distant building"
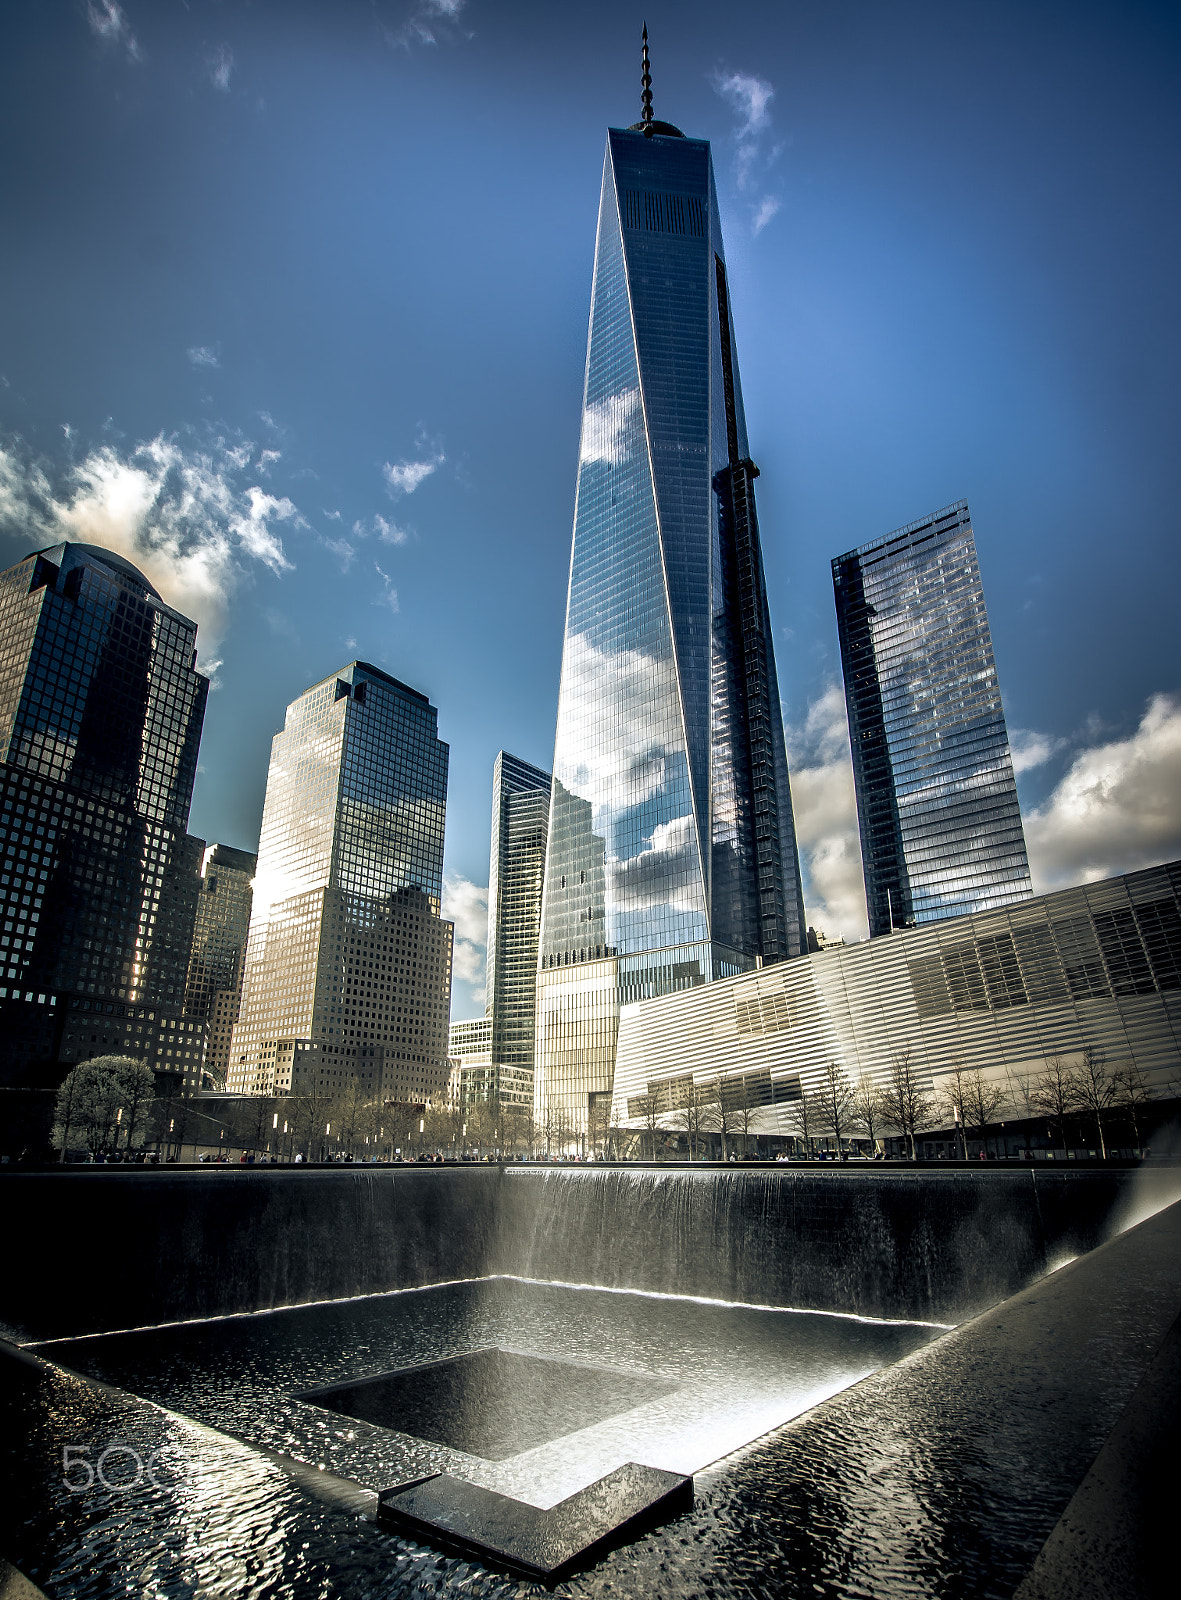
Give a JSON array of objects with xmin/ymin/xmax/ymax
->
[
  {"xmin": 0, "ymin": 541, "xmax": 210, "ymax": 1131},
  {"xmin": 227, "ymin": 662, "xmax": 453, "ymax": 1104},
  {"xmin": 448, "ymin": 1015, "xmax": 493, "ymax": 1104},
  {"xmin": 833, "ymin": 500, "xmax": 1033, "ymax": 938},
  {"xmin": 614, "ymin": 860, "xmax": 1181, "ymax": 1150},
  {"xmin": 483, "ymin": 751, "xmax": 550, "ymax": 1107},
  {"xmin": 183, "ymin": 843, "xmax": 256, "ymax": 1089}
]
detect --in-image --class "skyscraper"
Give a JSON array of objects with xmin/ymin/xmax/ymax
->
[
  {"xmin": 534, "ymin": 40, "xmax": 807, "ymax": 1134},
  {"xmin": 227, "ymin": 661, "xmax": 454, "ymax": 1104},
  {"xmin": 833, "ymin": 499, "xmax": 1033, "ymax": 937},
  {"xmin": 483, "ymin": 751, "xmax": 550, "ymax": 1108},
  {"xmin": 0, "ymin": 541, "xmax": 209, "ymax": 1126},
  {"xmin": 183, "ymin": 842, "xmax": 256, "ymax": 1089}
]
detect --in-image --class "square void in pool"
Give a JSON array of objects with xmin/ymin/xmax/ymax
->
[{"xmin": 300, "ymin": 1347, "xmax": 678, "ymax": 1461}]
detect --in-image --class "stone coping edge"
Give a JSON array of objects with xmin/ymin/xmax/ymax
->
[{"xmin": 375, "ymin": 1462, "xmax": 693, "ymax": 1583}]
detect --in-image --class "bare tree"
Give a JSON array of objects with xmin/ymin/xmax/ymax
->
[
  {"xmin": 669, "ymin": 1076, "xmax": 713, "ymax": 1160},
  {"xmin": 877, "ymin": 1049, "xmax": 937, "ymax": 1160},
  {"xmin": 782, "ymin": 1086, "xmax": 820, "ymax": 1157},
  {"xmin": 504, "ymin": 1103, "xmax": 538, "ymax": 1160},
  {"xmin": 630, "ymin": 1089, "xmax": 664, "ymax": 1161},
  {"xmin": 1030, "ymin": 1056, "xmax": 1079, "ymax": 1156},
  {"xmin": 1113, "ymin": 1061, "xmax": 1154, "ymax": 1153},
  {"xmin": 850, "ymin": 1074, "xmax": 885, "ymax": 1155},
  {"xmin": 724, "ymin": 1072, "xmax": 761, "ymax": 1158},
  {"xmin": 350, "ymin": 1095, "xmax": 386, "ymax": 1160},
  {"xmin": 542, "ymin": 1100, "xmax": 574, "ymax": 1157},
  {"xmin": 466, "ymin": 1097, "xmax": 497, "ymax": 1155},
  {"xmin": 1005, "ymin": 1066, "xmax": 1038, "ymax": 1122},
  {"xmin": 289, "ymin": 1062, "xmax": 336, "ymax": 1161},
  {"xmin": 698, "ymin": 1075, "xmax": 732, "ymax": 1160},
  {"xmin": 587, "ymin": 1092, "xmax": 614, "ymax": 1159},
  {"xmin": 937, "ymin": 1063, "xmax": 971, "ymax": 1159},
  {"xmin": 815, "ymin": 1062, "xmax": 857, "ymax": 1156},
  {"xmin": 956, "ymin": 1068, "xmax": 1010, "ymax": 1158},
  {"xmin": 1071, "ymin": 1048, "xmax": 1117, "ymax": 1159},
  {"xmin": 381, "ymin": 1099, "xmax": 421, "ymax": 1159}
]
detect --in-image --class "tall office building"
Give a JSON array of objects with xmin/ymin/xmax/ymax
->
[
  {"xmin": 534, "ymin": 41, "xmax": 806, "ymax": 1133},
  {"xmin": 482, "ymin": 751, "xmax": 550, "ymax": 1108},
  {"xmin": 183, "ymin": 842, "xmax": 256, "ymax": 1089},
  {"xmin": 833, "ymin": 500, "xmax": 1033, "ymax": 938},
  {"xmin": 227, "ymin": 661, "xmax": 454, "ymax": 1103},
  {"xmin": 0, "ymin": 541, "xmax": 209, "ymax": 1116}
]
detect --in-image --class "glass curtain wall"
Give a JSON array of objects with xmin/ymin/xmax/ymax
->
[
  {"xmin": 833, "ymin": 501, "xmax": 1033, "ymax": 937},
  {"xmin": 536, "ymin": 123, "xmax": 806, "ymax": 1135}
]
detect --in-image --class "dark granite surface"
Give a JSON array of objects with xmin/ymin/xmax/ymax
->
[{"xmin": 378, "ymin": 1464, "xmax": 693, "ymax": 1581}]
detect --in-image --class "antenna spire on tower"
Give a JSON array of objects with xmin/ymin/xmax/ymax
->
[{"xmin": 641, "ymin": 25, "xmax": 654, "ymax": 133}]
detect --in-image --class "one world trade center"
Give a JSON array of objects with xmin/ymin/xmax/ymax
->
[{"xmin": 535, "ymin": 37, "xmax": 806, "ymax": 1134}]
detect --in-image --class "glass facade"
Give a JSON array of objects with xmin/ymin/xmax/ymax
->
[
  {"xmin": 228, "ymin": 662, "xmax": 454, "ymax": 1104},
  {"xmin": 833, "ymin": 501, "xmax": 1033, "ymax": 938},
  {"xmin": 483, "ymin": 751, "xmax": 550, "ymax": 1105},
  {"xmin": 0, "ymin": 541, "xmax": 210, "ymax": 1098},
  {"xmin": 183, "ymin": 843, "xmax": 256, "ymax": 1089},
  {"xmin": 535, "ymin": 123, "xmax": 806, "ymax": 1133}
]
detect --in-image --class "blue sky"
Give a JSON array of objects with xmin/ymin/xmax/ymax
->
[{"xmin": 2, "ymin": 0, "xmax": 1179, "ymax": 1018}]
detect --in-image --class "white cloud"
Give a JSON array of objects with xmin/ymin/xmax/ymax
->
[
  {"xmin": 713, "ymin": 68, "xmax": 783, "ymax": 234},
  {"xmin": 383, "ymin": 0, "xmax": 468, "ymax": 49},
  {"xmin": 208, "ymin": 44, "xmax": 234, "ymax": 92},
  {"xmin": 580, "ymin": 387, "xmax": 641, "ymax": 467},
  {"xmin": 442, "ymin": 873, "xmax": 487, "ymax": 990},
  {"xmin": 349, "ymin": 514, "xmax": 411, "ymax": 549},
  {"xmin": 0, "ymin": 430, "xmax": 302, "ymax": 668},
  {"xmin": 322, "ymin": 536, "xmax": 356, "ymax": 574},
  {"xmin": 229, "ymin": 486, "xmax": 297, "ymax": 571},
  {"xmin": 257, "ymin": 449, "xmax": 281, "ymax": 473},
  {"xmin": 86, "ymin": 1, "xmax": 142, "ymax": 62},
  {"xmin": 373, "ymin": 562, "xmax": 399, "ymax": 612},
  {"xmin": 716, "ymin": 71, "xmax": 774, "ymax": 138},
  {"xmin": 187, "ymin": 346, "xmax": 219, "ymax": 368},
  {"xmin": 786, "ymin": 684, "xmax": 869, "ymax": 944},
  {"xmin": 1024, "ymin": 694, "xmax": 1181, "ymax": 891},
  {"xmin": 383, "ymin": 454, "xmax": 443, "ymax": 496},
  {"xmin": 752, "ymin": 196, "xmax": 781, "ymax": 235},
  {"xmin": 374, "ymin": 513, "xmax": 408, "ymax": 545},
  {"xmin": 555, "ymin": 631, "xmax": 679, "ymax": 823},
  {"xmin": 1009, "ymin": 727, "xmax": 1068, "ymax": 774}
]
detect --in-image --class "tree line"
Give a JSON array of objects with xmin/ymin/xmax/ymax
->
[
  {"xmin": 627, "ymin": 1048, "xmax": 1166, "ymax": 1160},
  {"xmin": 53, "ymin": 1046, "xmax": 1167, "ymax": 1164}
]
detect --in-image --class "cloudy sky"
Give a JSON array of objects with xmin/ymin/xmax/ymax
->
[{"xmin": 2, "ymin": 0, "xmax": 1178, "ymax": 1017}]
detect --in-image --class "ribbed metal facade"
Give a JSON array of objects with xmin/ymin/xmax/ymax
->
[{"xmin": 614, "ymin": 861, "xmax": 1181, "ymax": 1131}]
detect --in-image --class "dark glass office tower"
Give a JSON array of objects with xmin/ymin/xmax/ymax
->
[
  {"xmin": 484, "ymin": 751, "xmax": 550, "ymax": 1107},
  {"xmin": 0, "ymin": 541, "xmax": 209, "ymax": 1133},
  {"xmin": 535, "ymin": 50, "xmax": 806, "ymax": 1133},
  {"xmin": 833, "ymin": 500, "xmax": 1033, "ymax": 938},
  {"xmin": 183, "ymin": 843, "xmax": 256, "ymax": 1089}
]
